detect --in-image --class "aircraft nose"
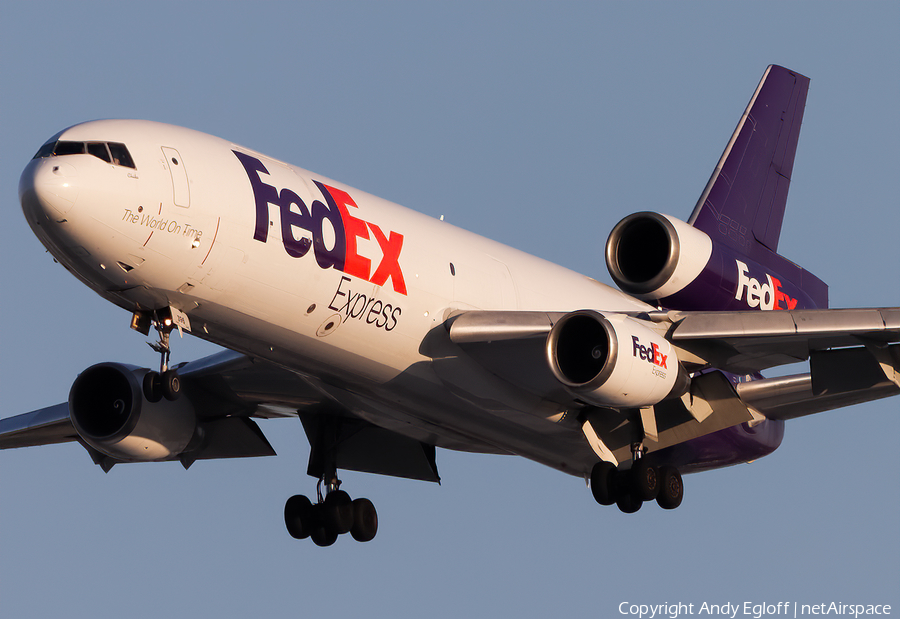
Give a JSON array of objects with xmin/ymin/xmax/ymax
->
[{"xmin": 19, "ymin": 158, "xmax": 80, "ymax": 219}]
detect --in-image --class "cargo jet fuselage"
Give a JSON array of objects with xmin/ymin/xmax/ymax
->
[{"xmin": 5, "ymin": 66, "xmax": 898, "ymax": 546}]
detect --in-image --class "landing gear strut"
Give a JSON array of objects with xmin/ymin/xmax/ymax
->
[
  {"xmin": 590, "ymin": 445, "xmax": 683, "ymax": 513},
  {"xmin": 284, "ymin": 473, "xmax": 378, "ymax": 546},
  {"xmin": 284, "ymin": 414, "xmax": 381, "ymax": 545},
  {"xmin": 140, "ymin": 309, "xmax": 181, "ymax": 402}
]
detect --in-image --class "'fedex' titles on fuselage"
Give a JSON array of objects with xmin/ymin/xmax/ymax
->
[
  {"xmin": 234, "ymin": 151, "xmax": 408, "ymax": 295},
  {"xmin": 734, "ymin": 260, "xmax": 797, "ymax": 310}
]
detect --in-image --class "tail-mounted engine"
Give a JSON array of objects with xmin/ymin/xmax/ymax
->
[
  {"xmin": 605, "ymin": 212, "xmax": 713, "ymax": 303},
  {"xmin": 69, "ymin": 362, "xmax": 198, "ymax": 463},
  {"xmin": 546, "ymin": 310, "xmax": 688, "ymax": 408},
  {"xmin": 605, "ymin": 211, "xmax": 824, "ymax": 311}
]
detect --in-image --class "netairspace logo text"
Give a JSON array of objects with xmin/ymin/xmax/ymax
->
[{"xmin": 618, "ymin": 601, "xmax": 892, "ymax": 619}]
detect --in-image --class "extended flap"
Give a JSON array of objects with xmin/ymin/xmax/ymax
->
[{"xmin": 581, "ymin": 372, "xmax": 754, "ymax": 464}]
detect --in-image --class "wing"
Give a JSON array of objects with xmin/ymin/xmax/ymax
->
[
  {"xmin": 448, "ymin": 307, "xmax": 899, "ymax": 463},
  {"xmin": 0, "ymin": 349, "xmax": 441, "ymax": 481},
  {"xmin": 0, "ymin": 351, "xmax": 283, "ymax": 465},
  {"xmin": 665, "ymin": 307, "xmax": 900, "ymax": 419},
  {"xmin": 5, "ymin": 308, "xmax": 896, "ymax": 478},
  {"xmin": 450, "ymin": 306, "xmax": 898, "ymax": 370},
  {"xmin": 664, "ymin": 307, "xmax": 899, "ymax": 371},
  {"xmin": 0, "ymin": 403, "xmax": 75, "ymax": 449}
]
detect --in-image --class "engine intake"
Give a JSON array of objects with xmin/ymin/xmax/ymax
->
[
  {"xmin": 606, "ymin": 212, "xmax": 712, "ymax": 301},
  {"xmin": 69, "ymin": 362, "xmax": 197, "ymax": 462},
  {"xmin": 547, "ymin": 310, "xmax": 687, "ymax": 408}
]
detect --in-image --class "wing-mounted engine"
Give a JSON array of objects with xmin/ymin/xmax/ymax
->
[
  {"xmin": 546, "ymin": 310, "xmax": 688, "ymax": 408},
  {"xmin": 66, "ymin": 361, "xmax": 277, "ymax": 471},
  {"xmin": 69, "ymin": 362, "xmax": 199, "ymax": 464},
  {"xmin": 605, "ymin": 211, "xmax": 824, "ymax": 311}
]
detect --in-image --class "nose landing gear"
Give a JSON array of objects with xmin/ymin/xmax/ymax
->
[{"xmin": 135, "ymin": 308, "xmax": 182, "ymax": 402}]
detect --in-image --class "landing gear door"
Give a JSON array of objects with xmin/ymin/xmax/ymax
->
[{"xmin": 161, "ymin": 146, "xmax": 190, "ymax": 208}]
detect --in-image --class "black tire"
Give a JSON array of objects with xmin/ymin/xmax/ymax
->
[
  {"xmin": 161, "ymin": 370, "xmax": 180, "ymax": 401},
  {"xmin": 284, "ymin": 494, "xmax": 314, "ymax": 539},
  {"xmin": 350, "ymin": 498, "xmax": 378, "ymax": 542},
  {"xmin": 612, "ymin": 468, "xmax": 630, "ymax": 499},
  {"xmin": 324, "ymin": 490, "xmax": 354, "ymax": 535},
  {"xmin": 310, "ymin": 523, "xmax": 338, "ymax": 547},
  {"xmin": 656, "ymin": 466, "xmax": 684, "ymax": 510},
  {"xmin": 631, "ymin": 459, "xmax": 659, "ymax": 502},
  {"xmin": 616, "ymin": 491, "xmax": 643, "ymax": 514},
  {"xmin": 590, "ymin": 461, "xmax": 617, "ymax": 506},
  {"xmin": 142, "ymin": 371, "xmax": 162, "ymax": 403}
]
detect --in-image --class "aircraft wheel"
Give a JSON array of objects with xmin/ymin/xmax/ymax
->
[
  {"xmin": 284, "ymin": 494, "xmax": 314, "ymax": 539},
  {"xmin": 616, "ymin": 492, "xmax": 643, "ymax": 514},
  {"xmin": 143, "ymin": 371, "xmax": 163, "ymax": 403},
  {"xmin": 161, "ymin": 370, "xmax": 181, "ymax": 401},
  {"xmin": 631, "ymin": 459, "xmax": 659, "ymax": 502},
  {"xmin": 350, "ymin": 498, "xmax": 378, "ymax": 542},
  {"xmin": 656, "ymin": 466, "xmax": 683, "ymax": 510},
  {"xmin": 324, "ymin": 490, "xmax": 354, "ymax": 535},
  {"xmin": 310, "ymin": 520, "xmax": 339, "ymax": 547},
  {"xmin": 590, "ymin": 461, "xmax": 617, "ymax": 506}
]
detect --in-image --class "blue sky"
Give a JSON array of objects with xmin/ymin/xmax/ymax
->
[{"xmin": 1, "ymin": 2, "xmax": 897, "ymax": 617}]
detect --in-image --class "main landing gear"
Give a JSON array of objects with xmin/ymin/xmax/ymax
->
[
  {"xmin": 286, "ymin": 415, "xmax": 381, "ymax": 546},
  {"xmin": 590, "ymin": 449, "xmax": 684, "ymax": 514},
  {"xmin": 284, "ymin": 475, "xmax": 378, "ymax": 546}
]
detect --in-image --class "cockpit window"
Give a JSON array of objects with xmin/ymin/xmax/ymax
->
[
  {"xmin": 87, "ymin": 142, "xmax": 111, "ymax": 163},
  {"xmin": 32, "ymin": 140, "xmax": 136, "ymax": 169},
  {"xmin": 107, "ymin": 142, "xmax": 135, "ymax": 168},
  {"xmin": 33, "ymin": 141, "xmax": 56, "ymax": 159},
  {"xmin": 54, "ymin": 141, "xmax": 86, "ymax": 156}
]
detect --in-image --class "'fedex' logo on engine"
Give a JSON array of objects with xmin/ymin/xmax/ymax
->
[
  {"xmin": 735, "ymin": 260, "xmax": 796, "ymax": 310},
  {"xmin": 632, "ymin": 336, "xmax": 667, "ymax": 369},
  {"xmin": 234, "ymin": 151, "xmax": 407, "ymax": 295}
]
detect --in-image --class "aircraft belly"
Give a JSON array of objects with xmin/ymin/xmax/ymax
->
[
  {"xmin": 156, "ymin": 287, "xmax": 597, "ymax": 475},
  {"xmin": 126, "ymin": 216, "xmax": 651, "ymax": 478},
  {"xmin": 316, "ymin": 368, "xmax": 599, "ymax": 475}
]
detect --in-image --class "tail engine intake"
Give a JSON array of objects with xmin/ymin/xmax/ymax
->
[{"xmin": 605, "ymin": 212, "xmax": 712, "ymax": 302}]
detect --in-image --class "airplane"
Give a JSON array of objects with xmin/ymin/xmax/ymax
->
[{"xmin": 2, "ymin": 65, "xmax": 898, "ymax": 547}]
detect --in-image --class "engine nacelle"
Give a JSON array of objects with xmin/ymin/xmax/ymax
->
[
  {"xmin": 546, "ymin": 310, "xmax": 687, "ymax": 408},
  {"xmin": 605, "ymin": 212, "xmax": 712, "ymax": 301},
  {"xmin": 69, "ymin": 362, "xmax": 197, "ymax": 462}
]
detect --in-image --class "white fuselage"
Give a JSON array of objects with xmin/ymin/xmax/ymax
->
[{"xmin": 21, "ymin": 119, "xmax": 652, "ymax": 474}]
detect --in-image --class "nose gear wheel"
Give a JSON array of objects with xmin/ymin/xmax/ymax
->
[{"xmin": 141, "ymin": 308, "xmax": 182, "ymax": 402}]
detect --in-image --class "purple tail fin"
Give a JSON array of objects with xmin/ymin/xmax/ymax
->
[{"xmin": 688, "ymin": 65, "xmax": 828, "ymax": 308}]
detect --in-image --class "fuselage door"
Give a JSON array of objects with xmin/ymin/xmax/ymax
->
[{"xmin": 161, "ymin": 146, "xmax": 190, "ymax": 208}]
